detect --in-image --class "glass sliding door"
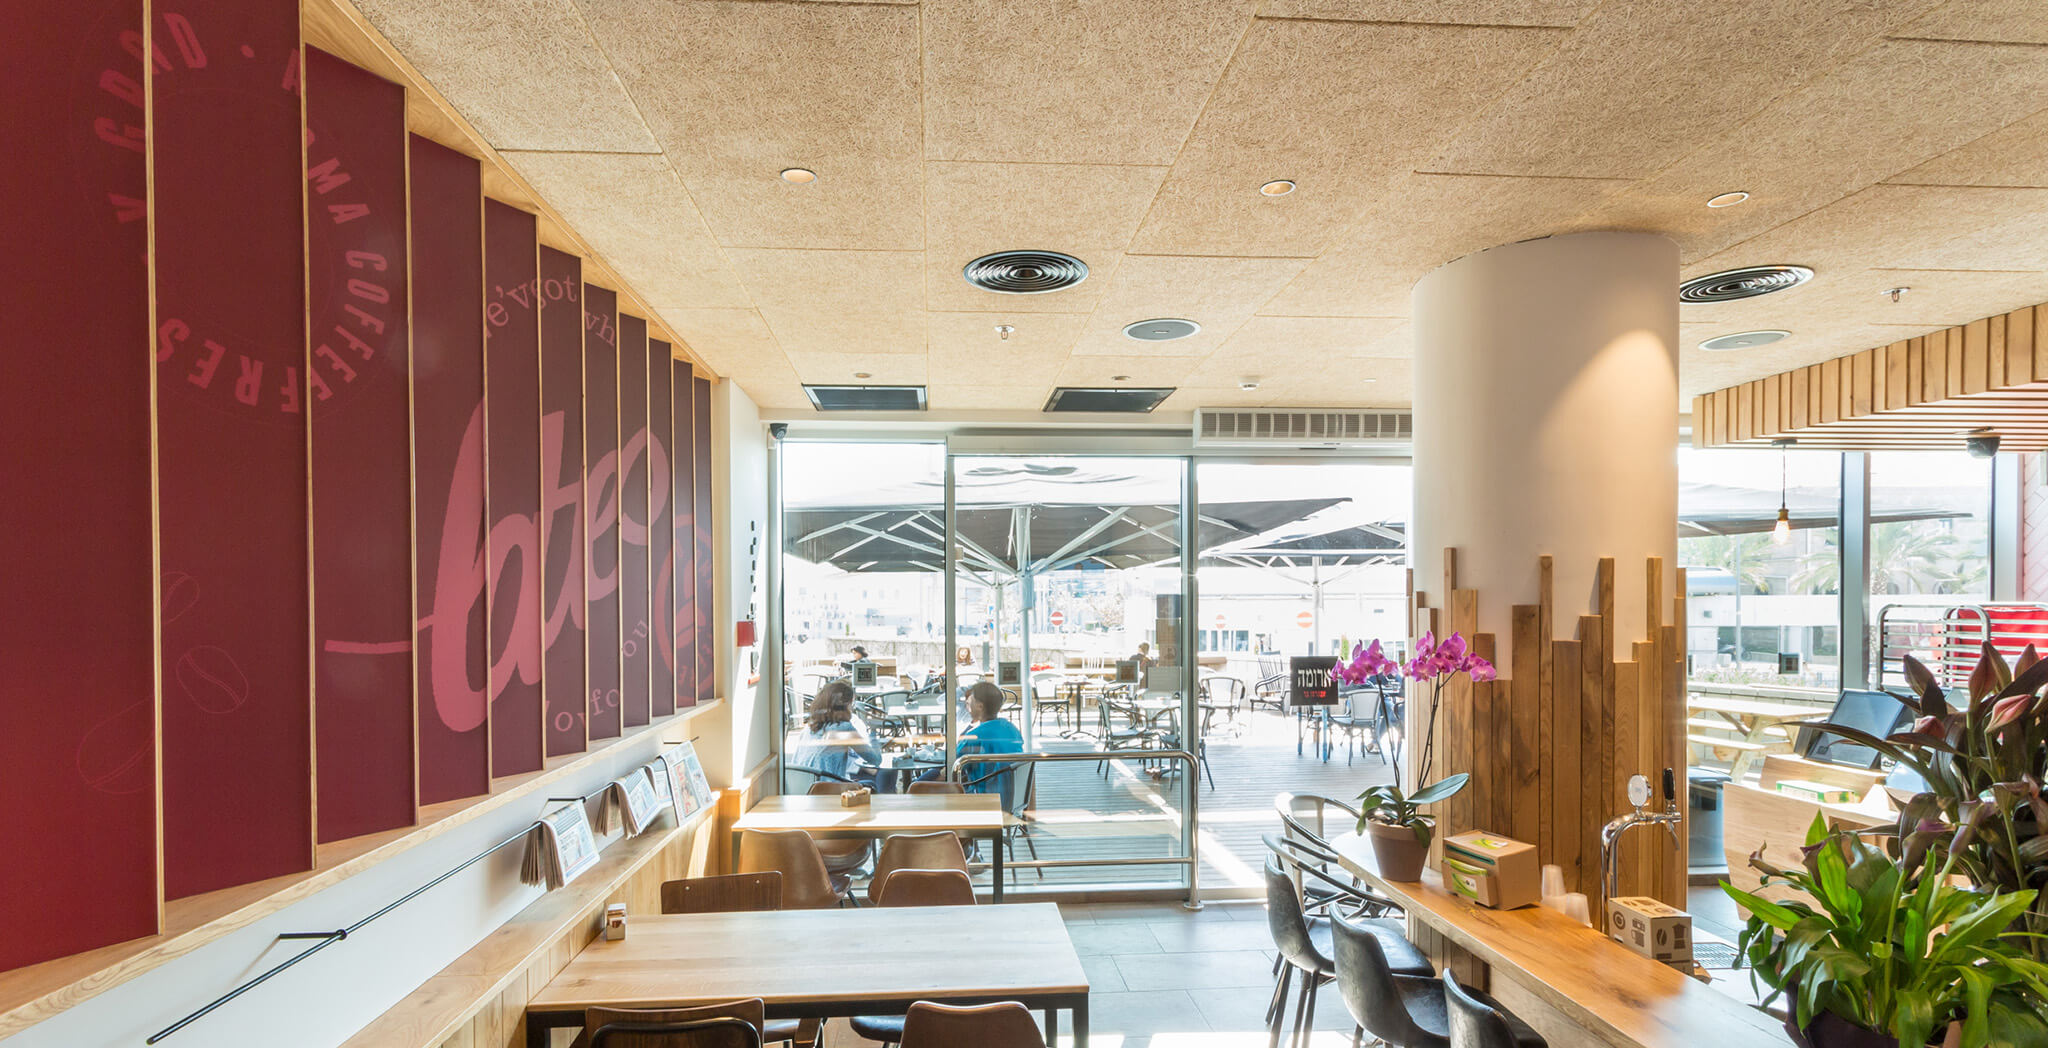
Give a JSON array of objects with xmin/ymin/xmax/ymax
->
[{"xmin": 947, "ymin": 454, "xmax": 1196, "ymax": 894}]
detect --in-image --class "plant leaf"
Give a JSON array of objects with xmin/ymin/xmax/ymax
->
[{"xmin": 1407, "ymin": 773, "xmax": 1470, "ymax": 805}]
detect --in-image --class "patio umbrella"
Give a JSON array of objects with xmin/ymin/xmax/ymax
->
[{"xmin": 1677, "ymin": 482, "xmax": 1965, "ymax": 536}]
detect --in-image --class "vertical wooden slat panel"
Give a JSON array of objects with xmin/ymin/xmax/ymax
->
[
  {"xmin": 1925, "ymin": 329, "xmax": 1949, "ymax": 402},
  {"xmin": 1, "ymin": 0, "xmax": 158, "ymax": 965},
  {"xmin": 1578, "ymin": 621, "xmax": 1604, "ymax": 898},
  {"xmin": 1550, "ymin": 638, "xmax": 1582, "ymax": 888},
  {"xmin": 1789, "ymin": 368, "xmax": 1809, "ymax": 429},
  {"xmin": 693, "ymin": 376, "xmax": 715, "ymax": 706},
  {"xmin": 1945, "ymin": 323, "xmax": 1965, "ymax": 394},
  {"xmin": 1988, "ymin": 314, "xmax": 2007, "ymax": 390},
  {"xmin": 1735, "ymin": 383, "xmax": 1754, "ymax": 441},
  {"xmin": 1536, "ymin": 556, "xmax": 1553, "ymax": 851},
  {"xmin": 672, "ymin": 361, "xmax": 697, "ymax": 707},
  {"xmin": 1885, "ymin": 342, "xmax": 1909, "ymax": 410},
  {"xmin": 1448, "ymin": 587, "xmax": 1477, "ymax": 841},
  {"xmin": 1962, "ymin": 318, "xmax": 1990, "ymax": 395},
  {"xmin": 1819, "ymin": 358, "xmax": 1840, "ymax": 424},
  {"xmin": 1869, "ymin": 347, "xmax": 1887, "ymax": 418},
  {"xmin": 1849, "ymin": 350, "xmax": 1873, "ymax": 418},
  {"xmin": 2013, "ymin": 306, "xmax": 2037, "ymax": 385},
  {"xmin": 1760, "ymin": 374, "xmax": 1780, "ymax": 436},
  {"xmin": 1807, "ymin": 365, "xmax": 1825, "ymax": 424},
  {"xmin": 1907, "ymin": 338, "xmax": 1925, "ymax": 405},
  {"xmin": 1508, "ymin": 605, "xmax": 1541, "ymax": 846},
  {"xmin": 1608, "ymin": 657, "xmax": 1637, "ymax": 908},
  {"xmin": 158, "ymin": 0, "xmax": 313, "ymax": 897},
  {"xmin": 307, "ymin": 48, "xmax": 416, "ymax": 842}
]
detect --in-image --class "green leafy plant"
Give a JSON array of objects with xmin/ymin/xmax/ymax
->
[
  {"xmin": 1808, "ymin": 645, "xmax": 2048, "ymax": 960},
  {"xmin": 1355, "ymin": 772, "xmax": 1468, "ymax": 848},
  {"xmin": 1722, "ymin": 815, "xmax": 2048, "ymax": 1048}
]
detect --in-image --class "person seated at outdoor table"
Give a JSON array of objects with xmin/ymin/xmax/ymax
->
[
  {"xmin": 837, "ymin": 644, "xmax": 872, "ymax": 673},
  {"xmin": 1131, "ymin": 642, "xmax": 1155, "ymax": 670},
  {"xmin": 789, "ymin": 680, "xmax": 880, "ymax": 786},
  {"xmin": 917, "ymin": 682, "xmax": 1023, "ymax": 794}
]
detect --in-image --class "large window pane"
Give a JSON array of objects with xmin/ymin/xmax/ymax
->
[
  {"xmin": 1868, "ymin": 451, "xmax": 1992, "ymax": 688},
  {"xmin": 1678, "ymin": 448, "xmax": 1842, "ymax": 689}
]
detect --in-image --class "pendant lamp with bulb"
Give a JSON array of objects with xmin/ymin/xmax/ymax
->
[{"xmin": 1771, "ymin": 439, "xmax": 1796, "ymax": 545}]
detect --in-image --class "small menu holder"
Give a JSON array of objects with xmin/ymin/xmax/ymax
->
[{"xmin": 839, "ymin": 786, "xmax": 873, "ymax": 808}]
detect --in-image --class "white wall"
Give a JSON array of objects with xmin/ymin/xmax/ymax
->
[
  {"xmin": 1, "ymin": 739, "xmax": 671, "ymax": 1048},
  {"xmin": 711, "ymin": 381, "xmax": 773, "ymax": 785}
]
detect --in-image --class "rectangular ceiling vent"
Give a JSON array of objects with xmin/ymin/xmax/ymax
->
[
  {"xmin": 1193, "ymin": 408, "xmax": 1413, "ymax": 448},
  {"xmin": 1044, "ymin": 387, "xmax": 1175, "ymax": 413},
  {"xmin": 804, "ymin": 385, "xmax": 928, "ymax": 412}
]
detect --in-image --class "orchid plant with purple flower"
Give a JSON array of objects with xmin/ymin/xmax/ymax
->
[{"xmin": 1332, "ymin": 630, "xmax": 1496, "ymax": 787}]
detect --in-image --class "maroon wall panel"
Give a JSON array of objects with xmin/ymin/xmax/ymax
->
[
  {"xmin": 409, "ymin": 137, "xmax": 488, "ymax": 805},
  {"xmin": 583, "ymin": 287, "xmax": 623, "ymax": 741},
  {"xmin": 0, "ymin": 0, "xmax": 157, "ymax": 967},
  {"xmin": 155, "ymin": 0, "xmax": 312, "ymax": 898},
  {"xmin": 671, "ymin": 362, "xmax": 696, "ymax": 708},
  {"xmin": 484, "ymin": 200, "xmax": 543, "ymax": 776},
  {"xmin": 539, "ymin": 248, "xmax": 586, "ymax": 756},
  {"xmin": 618, "ymin": 316, "xmax": 652, "ymax": 728},
  {"xmin": 648, "ymin": 341, "xmax": 676, "ymax": 718},
  {"xmin": 694, "ymin": 377, "xmax": 715, "ymax": 706},
  {"xmin": 305, "ymin": 48, "xmax": 413, "ymax": 843}
]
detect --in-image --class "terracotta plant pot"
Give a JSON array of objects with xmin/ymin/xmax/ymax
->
[{"xmin": 1365, "ymin": 820, "xmax": 1429, "ymax": 881}]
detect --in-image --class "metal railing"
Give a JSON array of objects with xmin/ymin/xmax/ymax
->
[{"xmin": 943, "ymin": 748, "xmax": 1202, "ymax": 908}]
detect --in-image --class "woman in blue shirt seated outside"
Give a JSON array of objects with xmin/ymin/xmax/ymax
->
[
  {"xmin": 790, "ymin": 680, "xmax": 880, "ymax": 786},
  {"xmin": 946, "ymin": 681, "xmax": 1024, "ymax": 794}
]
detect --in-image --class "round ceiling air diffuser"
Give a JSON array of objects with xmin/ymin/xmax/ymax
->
[
  {"xmin": 1123, "ymin": 318, "xmax": 1201, "ymax": 342},
  {"xmin": 1679, "ymin": 265, "xmax": 1814, "ymax": 303},
  {"xmin": 1699, "ymin": 330, "xmax": 1791, "ymax": 351},
  {"xmin": 962, "ymin": 250, "xmax": 1089, "ymax": 294}
]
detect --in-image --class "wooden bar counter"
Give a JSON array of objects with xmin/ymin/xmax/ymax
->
[{"xmin": 1327, "ymin": 832, "xmax": 1789, "ymax": 1048}]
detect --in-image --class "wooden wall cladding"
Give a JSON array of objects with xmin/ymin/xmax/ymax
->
[
  {"xmin": 649, "ymin": 340, "xmax": 677, "ymax": 718},
  {"xmin": 410, "ymin": 136, "xmax": 490, "ymax": 806},
  {"xmin": 1413, "ymin": 551, "xmax": 1687, "ymax": 914},
  {"xmin": 583, "ymin": 286, "xmax": 625, "ymax": 742},
  {"xmin": 618, "ymin": 315, "xmax": 654, "ymax": 728},
  {"xmin": 540, "ymin": 247, "xmax": 588, "ymax": 758},
  {"xmin": 306, "ymin": 46, "xmax": 416, "ymax": 844},
  {"xmin": 484, "ymin": 200, "xmax": 544, "ymax": 778},
  {"xmin": 0, "ymin": 0, "xmax": 159, "ymax": 969},
  {"xmin": 693, "ymin": 377, "xmax": 715, "ymax": 706},
  {"xmin": 672, "ymin": 361, "xmax": 698, "ymax": 707},
  {"xmin": 1695, "ymin": 301, "xmax": 2048, "ymax": 450},
  {"xmin": 155, "ymin": 0, "xmax": 314, "ymax": 899}
]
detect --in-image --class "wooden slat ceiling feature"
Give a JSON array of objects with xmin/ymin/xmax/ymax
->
[
  {"xmin": 1693, "ymin": 302, "xmax": 2048, "ymax": 450},
  {"xmin": 339, "ymin": 0, "xmax": 2048, "ymax": 414}
]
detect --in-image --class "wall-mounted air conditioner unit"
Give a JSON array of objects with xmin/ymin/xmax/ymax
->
[{"xmin": 1192, "ymin": 408, "xmax": 1413, "ymax": 448}]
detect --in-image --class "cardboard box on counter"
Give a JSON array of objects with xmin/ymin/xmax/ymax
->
[{"xmin": 1441, "ymin": 830, "xmax": 1539, "ymax": 909}]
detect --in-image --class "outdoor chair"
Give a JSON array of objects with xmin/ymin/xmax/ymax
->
[{"xmin": 962, "ymin": 756, "xmax": 1039, "ymax": 887}]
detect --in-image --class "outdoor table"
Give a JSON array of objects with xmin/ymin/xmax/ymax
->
[
  {"xmin": 1686, "ymin": 694, "xmax": 1823, "ymax": 780},
  {"xmin": 525, "ymin": 904, "xmax": 1089, "ymax": 1048},
  {"xmin": 733, "ymin": 793, "xmax": 1017, "ymax": 900}
]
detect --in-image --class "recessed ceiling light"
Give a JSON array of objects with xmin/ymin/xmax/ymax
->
[
  {"xmin": 1239, "ymin": 378, "xmax": 1261, "ymax": 391},
  {"xmin": 853, "ymin": 371, "xmax": 872, "ymax": 379},
  {"xmin": 1699, "ymin": 329, "xmax": 1791, "ymax": 352},
  {"xmin": 1259, "ymin": 179, "xmax": 1296, "ymax": 197},
  {"xmin": 1123, "ymin": 318, "xmax": 1201, "ymax": 342},
  {"xmin": 1706, "ymin": 191, "xmax": 1750, "ymax": 208},
  {"xmin": 994, "ymin": 324, "xmax": 1015, "ymax": 341},
  {"xmin": 1111, "ymin": 375, "xmax": 1131, "ymax": 382},
  {"xmin": 779, "ymin": 167, "xmax": 817, "ymax": 184},
  {"xmin": 1881, "ymin": 286, "xmax": 1910, "ymax": 302}
]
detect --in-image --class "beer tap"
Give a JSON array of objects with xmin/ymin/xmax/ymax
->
[{"xmin": 1600, "ymin": 768, "xmax": 1683, "ymax": 900}]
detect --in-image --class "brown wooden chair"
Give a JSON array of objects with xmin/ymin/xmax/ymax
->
[
  {"xmin": 737, "ymin": 829, "xmax": 851, "ymax": 909},
  {"xmin": 806, "ymin": 781, "xmax": 875, "ymax": 876},
  {"xmin": 656, "ymin": 873, "xmax": 815, "ymax": 1048},
  {"xmin": 660, "ymin": 872, "xmax": 782, "ymax": 915},
  {"xmin": 899, "ymin": 1001, "xmax": 1044, "ymax": 1048},
  {"xmin": 866, "ymin": 831, "xmax": 968, "ymax": 904},
  {"xmin": 574, "ymin": 999, "xmax": 765, "ymax": 1048},
  {"xmin": 904, "ymin": 780, "xmax": 962, "ymax": 795},
  {"xmin": 873, "ymin": 868, "xmax": 976, "ymax": 907}
]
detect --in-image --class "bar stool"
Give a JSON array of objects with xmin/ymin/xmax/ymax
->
[
  {"xmin": 1265, "ymin": 854, "xmax": 1429, "ymax": 1048},
  {"xmin": 1330, "ymin": 915, "xmax": 1546, "ymax": 1048},
  {"xmin": 1442, "ymin": 970, "xmax": 1548, "ymax": 1048}
]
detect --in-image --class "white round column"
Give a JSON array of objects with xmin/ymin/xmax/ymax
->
[{"xmin": 1410, "ymin": 231, "xmax": 1679, "ymax": 646}]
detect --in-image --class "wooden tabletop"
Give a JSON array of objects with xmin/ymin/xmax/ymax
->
[
  {"xmin": 529, "ymin": 904, "xmax": 1087, "ymax": 1012},
  {"xmin": 1686, "ymin": 695, "xmax": 1824, "ymax": 720},
  {"xmin": 734, "ymin": 793, "xmax": 1014, "ymax": 838},
  {"xmin": 1327, "ymin": 833, "xmax": 1788, "ymax": 1048}
]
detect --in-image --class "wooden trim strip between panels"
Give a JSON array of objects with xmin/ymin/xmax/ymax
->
[{"xmin": 1695, "ymin": 301, "xmax": 2048, "ymax": 450}]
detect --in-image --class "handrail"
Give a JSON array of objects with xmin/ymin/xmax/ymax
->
[
  {"xmin": 941, "ymin": 748, "xmax": 1201, "ymax": 907},
  {"xmin": 145, "ymin": 764, "xmax": 650, "ymax": 1043}
]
